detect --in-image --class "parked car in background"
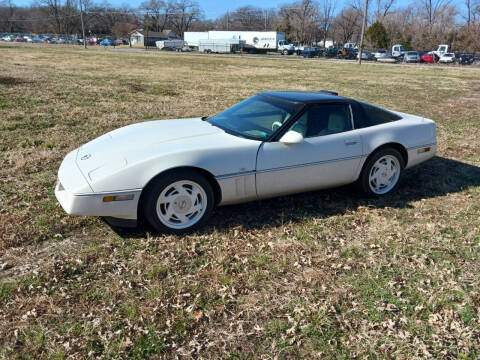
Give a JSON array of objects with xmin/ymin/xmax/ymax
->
[
  {"xmin": 376, "ymin": 54, "xmax": 397, "ymax": 63},
  {"xmin": 100, "ymin": 38, "xmax": 114, "ymax": 46},
  {"xmin": 87, "ymin": 38, "xmax": 97, "ymax": 45},
  {"xmin": 2, "ymin": 35, "xmax": 13, "ymax": 41},
  {"xmin": 55, "ymin": 90, "xmax": 437, "ymax": 233},
  {"xmin": 324, "ymin": 46, "xmax": 338, "ymax": 58},
  {"xmin": 421, "ymin": 52, "xmax": 436, "ymax": 63},
  {"xmin": 374, "ymin": 49, "xmax": 391, "ymax": 59},
  {"xmin": 357, "ymin": 50, "xmax": 375, "ymax": 61},
  {"xmin": 338, "ymin": 48, "xmax": 357, "ymax": 59},
  {"xmin": 458, "ymin": 54, "xmax": 474, "ymax": 65},
  {"xmin": 439, "ymin": 53, "xmax": 456, "ymax": 63},
  {"xmin": 114, "ymin": 39, "xmax": 123, "ymax": 46},
  {"xmin": 301, "ymin": 47, "xmax": 320, "ymax": 58},
  {"xmin": 403, "ymin": 51, "xmax": 420, "ymax": 63},
  {"xmin": 33, "ymin": 37, "xmax": 42, "ymax": 43},
  {"xmin": 14, "ymin": 36, "xmax": 25, "ymax": 42}
]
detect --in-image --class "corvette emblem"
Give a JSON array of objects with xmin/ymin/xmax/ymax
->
[{"xmin": 81, "ymin": 154, "xmax": 91, "ymax": 160}]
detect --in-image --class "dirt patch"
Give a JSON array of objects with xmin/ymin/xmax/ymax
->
[
  {"xmin": 124, "ymin": 81, "xmax": 146, "ymax": 92},
  {"xmin": 0, "ymin": 76, "xmax": 31, "ymax": 86}
]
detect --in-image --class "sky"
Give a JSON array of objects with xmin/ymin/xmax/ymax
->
[{"xmin": 12, "ymin": 0, "xmax": 465, "ymax": 20}]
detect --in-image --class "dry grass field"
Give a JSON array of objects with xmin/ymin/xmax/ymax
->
[{"xmin": 1, "ymin": 44, "xmax": 480, "ymax": 359}]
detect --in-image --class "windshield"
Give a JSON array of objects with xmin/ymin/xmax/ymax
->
[
  {"xmin": 407, "ymin": 51, "xmax": 417, "ymax": 55},
  {"xmin": 207, "ymin": 95, "xmax": 303, "ymax": 141}
]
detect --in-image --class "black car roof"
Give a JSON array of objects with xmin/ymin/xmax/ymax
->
[{"xmin": 259, "ymin": 91, "xmax": 348, "ymax": 104}]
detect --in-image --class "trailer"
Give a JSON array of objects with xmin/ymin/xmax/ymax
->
[
  {"xmin": 184, "ymin": 31, "xmax": 294, "ymax": 54},
  {"xmin": 183, "ymin": 32, "xmax": 207, "ymax": 49},
  {"xmin": 199, "ymin": 39, "xmax": 245, "ymax": 53},
  {"xmin": 156, "ymin": 39, "xmax": 184, "ymax": 50}
]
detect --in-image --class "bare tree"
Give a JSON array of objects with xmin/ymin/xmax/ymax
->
[
  {"xmin": 140, "ymin": 0, "xmax": 173, "ymax": 32},
  {"xmin": 111, "ymin": 21, "xmax": 137, "ymax": 38},
  {"xmin": 39, "ymin": 0, "xmax": 62, "ymax": 33},
  {"xmin": 227, "ymin": 6, "xmax": 264, "ymax": 30},
  {"xmin": 423, "ymin": 0, "xmax": 451, "ymax": 25},
  {"xmin": 463, "ymin": 0, "xmax": 480, "ymax": 25},
  {"xmin": 280, "ymin": 0, "xmax": 319, "ymax": 44},
  {"xmin": 318, "ymin": 0, "xmax": 335, "ymax": 46},
  {"xmin": 0, "ymin": 0, "xmax": 17, "ymax": 32},
  {"xmin": 332, "ymin": 6, "xmax": 362, "ymax": 44},
  {"xmin": 170, "ymin": 0, "xmax": 202, "ymax": 38},
  {"xmin": 374, "ymin": 0, "xmax": 396, "ymax": 20}
]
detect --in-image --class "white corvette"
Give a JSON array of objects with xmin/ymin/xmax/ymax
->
[{"xmin": 55, "ymin": 91, "xmax": 436, "ymax": 233}]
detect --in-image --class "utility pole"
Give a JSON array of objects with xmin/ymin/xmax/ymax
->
[
  {"xmin": 226, "ymin": 10, "xmax": 229, "ymax": 31},
  {"xmin": 79, "ymin": 0, "xmax": 87, "ymax": 49},
  {"xmin": 264, "ymin": 9, "xmax": 267, "ymax": 30},
  {"xmin": 358, "ymin": 0, "xmax": 368, "ymax": 64}
]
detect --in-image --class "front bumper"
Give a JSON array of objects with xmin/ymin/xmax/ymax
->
[{"xmin": 55, "ymin": 183, "xmax": 141, "ymax": 220}]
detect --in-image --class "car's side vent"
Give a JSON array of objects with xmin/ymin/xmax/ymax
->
[{"xmin": 318, "ymin": 90, "xmax": 338, "ymax": 96}]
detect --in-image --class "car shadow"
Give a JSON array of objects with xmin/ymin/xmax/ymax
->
[{"xmin": 107, "ymin": 156, "xmax": 480, "ymax": 238}]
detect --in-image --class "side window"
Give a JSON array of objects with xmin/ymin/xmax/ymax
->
[
  {"xmin": 288, "ymin": 103, "xmax": 352, "ymax": 138},
  {"xmin": 355, "ymin": 101, "xmax": 402, "ymax": 128}
]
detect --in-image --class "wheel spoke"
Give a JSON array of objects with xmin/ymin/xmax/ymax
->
[
  {"xmin": 159, "ymin": 193, "xmax": 176, "ymax": 204},
  {"xmin": 190, "ymin": 187, "xmax": 200, "ymax": 202},
  {"xmin": 176, "ymin": 213, "xmax": 189, "ymax": 224},
  {"xmin": 187, "ymin": 204, "xmax": 203, "ymax": 215},
  {"xmin": 376, "ymin": 173, "xmax": 386, "ymax": 187},
  {"xmin": 165, "ymin": 204, "xmax": 174, "ymax": 219},
  {"xmin": 174, "ymin": 185, "xmax": 188, "ymax": 196},
  {"xmin": 385, "ymin": 157, "xmax": 393, "ymax": 169}
]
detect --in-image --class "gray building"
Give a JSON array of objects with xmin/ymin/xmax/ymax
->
[{"xmin": 129, "ymin": 29, "xmax": 177, "ymax": 47}]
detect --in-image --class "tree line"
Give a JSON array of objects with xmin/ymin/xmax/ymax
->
[{"xmin": 1, "ymin": 0, "xmax": 479, "ymax": 52}]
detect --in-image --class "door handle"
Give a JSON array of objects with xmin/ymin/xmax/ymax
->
[{"xmin": 344, "ymin": 139, "xmax": 358, "ymax": 145}]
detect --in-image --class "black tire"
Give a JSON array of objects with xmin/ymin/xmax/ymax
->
[
  {"xmin": 283, "ymin": 49, "xmax": 288, "ymax": 55},
  {"xmin": 142, "ymin": 170, "xmax": 215, "ymax": 234},
  {"xmin": 357, "ymin": 148, "xmax": 405, "ymax": 197}
]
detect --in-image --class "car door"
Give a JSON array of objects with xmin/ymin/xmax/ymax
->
[{"xmin": 256, "ymin": 102, "xmax": 363, "ymax": 198}]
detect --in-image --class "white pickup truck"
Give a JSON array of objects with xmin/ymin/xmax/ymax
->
[
  {"xmin": 392, "ymin": 44, "xmax": 405, "ymax": 58},
  {"xmin": 433, "ymin": 45, "xmax": 450, "ymax": 58}
]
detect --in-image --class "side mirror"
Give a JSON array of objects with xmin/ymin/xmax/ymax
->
[{"xmin": 279, "ymin": 130, "xmax": 304, "ymax": 145}]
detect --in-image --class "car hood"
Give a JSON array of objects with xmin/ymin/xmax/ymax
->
[{"xmin": 76, "ymin": 118, "xmax": 223, "ymax": 183}]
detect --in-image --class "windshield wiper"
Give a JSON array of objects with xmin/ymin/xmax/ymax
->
[{"xmin": 201, "ymin": 115, "xmax": 210, "ymax": 121}]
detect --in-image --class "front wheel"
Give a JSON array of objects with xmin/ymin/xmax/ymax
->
[
  {"xmin": 358, "ymin": 148, "xmax": 404, "ymax": 196},
  {"xmin": 143, "ymin": 170, "xmax": 215, "ymax": 234}
]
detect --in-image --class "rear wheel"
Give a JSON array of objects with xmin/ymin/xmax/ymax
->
[
  {"xmin": 143, "ymin": 170, "xmax": 214, "ymax": 234},
  {"xmin": 358, "ymin": 148, "xmax": 404, "ymax": 196}
]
